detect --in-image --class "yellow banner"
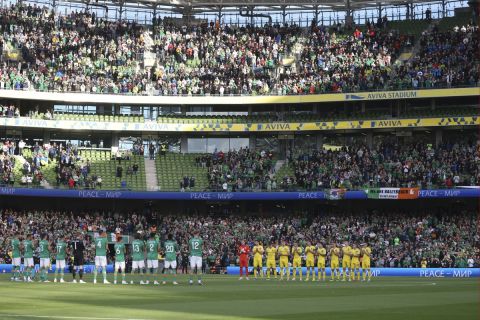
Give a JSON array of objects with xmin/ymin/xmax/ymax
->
[
  {"xmin": 2, "ymin": 116, "xmax": 478, "ymax": 132},
  {"xmin": 0, "ymin": 87, "xmax": 477, "ymax": 105}
]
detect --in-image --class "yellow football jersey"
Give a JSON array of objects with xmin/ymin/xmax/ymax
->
[
  {"xmin": 292, "ymin": 246, "xmax": 303, "ymax": 259},
  {"xmin": 342, "ymin": 246, "xmax": 352, "ymax": 260},
  {"xmin": 362, "ymin": 247, "xmax": 371, "ymax": 259},
  {"xmin": 266, "ymin": 247, "xmax": 277, "ymax": 260},
  {"xmin": 253, "ymin": 245, "xmax": 264, "ymax": 258},
  {"xmin": 305, "ymin": 246, "xmax": 316, "ymax": 259},
  {"xmin": 317, "ymin": 248, "xmax": 326, "ymax": 260},
  {"xmin": 351, "ymin": 248, "xmax": 361, "ymax": 261},
  {"xmin": 331, "ymin": 247, "xmax": 340, "ymax": 261},
  {"xmin": 278, "ymin": 245, "xmax": 290, "ymax": 256}
]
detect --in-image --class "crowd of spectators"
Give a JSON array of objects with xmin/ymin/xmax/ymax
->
[
  {"xmin": 285, "ymin": 138, "xmax": 479, "ymax": 190},
  {"xmin": 203, "ymin": 148, "xmax": 276, "ymax": 191},
  {"xmin": 0, "ymin": 138, "xmax": 104, "ymax": 189},
  {"xmin": 0, "ymin": 207, "xmax": 478, "ymax": 269},
  {"xmin": 0, "ymin": 3, "xmax": 477, "ymax": 96}
]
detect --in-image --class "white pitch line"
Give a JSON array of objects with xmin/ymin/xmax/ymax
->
[{"xmin": 0, "ymin": 315, "xmax": 150, "ymax": 320}]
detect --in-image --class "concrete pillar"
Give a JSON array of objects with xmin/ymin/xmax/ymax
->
[
  {"xmin": 180, "ymin": 105, "xmax": 187, "ymax": 115},
  {"xmin": 43, "ymin": 131, "xmax": 50, "ymax": 144},
  {"xmin": 111, "ymin": 132, "xmax": 119, "ymax": 147},
  {"xmin": 247, "ymin": 105, "xmax": 253, "ymax": 115},
  {"xmin": 180, "ymin": 135, "xmax": 188, "ymax": 153},
  {"xmin": 366, "ymin": 132, "xmax": 373, "ymax": 149},
  {"xmin": 431, "ymin": 99, "xmax": 436, "ymax": 110},
  {"xmin": 361, "ymin": 102, "xmax": 366, "ymax": 113},
  {"xmin": 249, "ymin": 135, "xmax": 256, "ymax": 151},
  {"xmin": 435, "ymin": 130, "xmax": 442, "ymax": 147},
  {"xmin": 316, "ymin": 133, "xmax": 323, "ymax": 150}
]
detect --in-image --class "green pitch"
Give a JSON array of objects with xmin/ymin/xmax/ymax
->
[{"xmin": 0, "ymin": 275, "xmax": 477, "ymax": 320}]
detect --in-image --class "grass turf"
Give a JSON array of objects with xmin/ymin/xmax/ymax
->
[{"xmin": 0, "ymin": 274, "xmax": 477, "ymax": 320}]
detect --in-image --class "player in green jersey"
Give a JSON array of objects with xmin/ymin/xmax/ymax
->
[
  {"xmin": 93, "ymin": 231, "xmax": 110, "ymax": 284},
  {"xmin": 22, "ymin": 234, "xmax": 35, "ymax": 282},
  {"xmin": 131, "ymin": 233, "xmax": 146, "ymax": 284},
  {"xmin": 163, "ymin": 234, "xmax": 179, "ymax": 285},
  {"xmin": 10, "ymin": 233, "xmax": 21, "ymax": 281},
  {"xmin": 188, "ymin": 231, "xmax": 204, "ymax": 285},
  {"xmin": 38, "ymin": 234, "xmax": 52, "ymax": 282},
  {"xmin": 113, "ymin": 235, "xmax": 127, "ymax": 285},
  {"xmin": 54, "ymin": 235, "xmax": 68, "ymax": 283},
  {"xmin": 146, "ymin": 233, "xmax": 160, "ymax": 285}
]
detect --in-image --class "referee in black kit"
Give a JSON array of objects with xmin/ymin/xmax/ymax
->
[{"xmin": 70, "ymin": 232, "xmax": 86, "ymax": 283}]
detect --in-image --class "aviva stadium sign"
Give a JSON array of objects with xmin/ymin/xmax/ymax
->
[{"xmin": 2, "ymin": 116, "xmax": 478, "ymax": 132}]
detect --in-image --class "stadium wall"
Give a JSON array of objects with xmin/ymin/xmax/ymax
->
[
  {"xmin": 0, "ymin": 188, "xmax": 478, "ymax": 200},
  {"xmin": 0, "ymin": 265, "xmax": 479, "ymax": 277}
]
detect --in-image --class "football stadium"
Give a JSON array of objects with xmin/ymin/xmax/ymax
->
[{"xmin": 0, "ymin": 0, "xmax": 479, "ymax": 318}]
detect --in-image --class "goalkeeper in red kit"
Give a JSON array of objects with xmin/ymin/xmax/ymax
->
[{"xmin": 238, "ymin": 240, "xmax": 250, "ymax": 280}]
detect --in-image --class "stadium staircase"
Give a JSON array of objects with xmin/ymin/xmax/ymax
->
[
  {"xmin": 143, "ymin": 31, "xmax": 156, "ymax": 68},
  {"xmin": 144, "ymin": 159, "xmax": 159, "ymax": 191}
]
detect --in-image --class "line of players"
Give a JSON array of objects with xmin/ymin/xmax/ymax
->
[
  {"xmin": 8, "ymin": 230, "xmax": 205, "ymax": 285},
  {"xmin": 239, "ymin": 240, "xmax": 373, "ymax": 282}
]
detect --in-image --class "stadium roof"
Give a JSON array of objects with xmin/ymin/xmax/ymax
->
[{"xmin": 66, "ymin": 0, "xmax": 440, "ymax": 14}]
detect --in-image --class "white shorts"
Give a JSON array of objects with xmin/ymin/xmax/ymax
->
[
  {"xmin": 132, "ymin": 260, "xmax": 145, "ymax": 269},
  {"xmin": 190, "ymin": 256, "xmax": 202, "ymax": 269},
  {"xmin": 95, "ymin": 256, "xmax": 107, "ymax": 267},
  {"xmin": 40, "ymin": 258, "xmax": 50, "ymax": 268},
  {"xmin": 115, "ymin": 261, "xmax": 126, "ymax": 271},
  {"xmin": 23, "ymin": 258, "xmax": 34, "ymax": 267},
  {"xmin": 165, "ymin": 260, "xmax": 177, "ymax": 269},
  {"xmin": 56, "ymin": 259, "xmax": 66, "ymax": 269},
  {"xmin": 12, "ymin": 257, "xmax": 21, "ymax": 266},
  {"xmin": 147, "ymin": 260, "xmax": 158, "ymax": 269}
]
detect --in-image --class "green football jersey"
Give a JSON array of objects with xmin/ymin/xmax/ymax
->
[
  {"xmin": 95, "ymin": 237, "xmax": 107, "ymax": 256},
  {"xmin": 56, "ymin": 241, "xmax": 67, "ymax": 260},
  {"xmin": 114, "ymin": 243, "xmax": 125, "ymax": 262},
  {"xmin": 146, "ymin": 239, "xmax": 159, "ymax": 260},
  {"xmin": 23, "ymin": 240, "xmax": 34, "ymax": 258},
  {"xmin": 11, "ymin": 238, "xmax": 21, "ymax": 258},
  {"xmin": 131, "ymin": 240, "xmax": 145, "ymax": 261},
  {"xmin": 39, "ymin": 240, "xmax": 50, "ymax": 258},
  {"xmin": 189, "ymin": 237, "xmax": 203, "ymax": 257},
  {"xmin": 164, "ymin": 240, "xmax": 178, "ymax": 262}
]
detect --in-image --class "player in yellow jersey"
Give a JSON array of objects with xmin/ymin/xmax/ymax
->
[
  {"xmin": 278, "ymin": 240, "xmax": 290, "ymax": 281},
  {"xmin": 350, "ymin": 243, "xmax": 361, "ymax": 281},
  {"xmin": 361, "ymin": 243, "xmax": 372, "ymax": 282},
  {"xmin": 252, "ymin": 241, "xmax": 264, "ymax": 279},
  {"xmin": 265, "ymin": 242, "xmax": 277, "ymax": 280},
  {"xmin": 421, "ymin": 257, "xmax": 427, "ymax": 268},
  {"xmin": 291, "ymin": 242, "xmax": 303, "ymax": 281},
  {"xmin": 341, "ymin": 241, "xmax": 352, "ymax": 281},
  {"xmin": 316, "ymin": 243, "xmax": 327, "ymax": 281},
  {"xmin": 304, "ymin": 241, "xmax": 316, "ymax": 281},
  {"xmin": 330, "ymin": 243, "xmax": 340, "ymax": 281}
]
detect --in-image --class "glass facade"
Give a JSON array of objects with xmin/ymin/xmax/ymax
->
[{"xmin": 187, "ymin": 137, "xmax": 249, "ymax": 153}]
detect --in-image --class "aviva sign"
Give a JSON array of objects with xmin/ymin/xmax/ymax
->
[{"xmin": 2, "ymin": 116, "xmax": 479, "ymax": 132}]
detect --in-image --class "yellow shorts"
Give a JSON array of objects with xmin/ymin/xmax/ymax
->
[
  {"xmin": 306, "ymin": 257, "xmax": 315, "ymax": 267},
  {"xmin": 331, "ymin": 260, "xmax": 339, "ymax": 269},
  {"xmin": 362, "ymin": 259, "xmax": 370, "ymax": 269},
  {"xmin": 293, "ymin": 258, "xmax": 302, "ymax": 268},
  {"xmin": 253, "ymin": 257, "xmax": 263, "ymax": 268},
  {"xmin": 342, "ymin": 259, "xmax": 351, "ymax": 269},
  {"xmin": 266, "ymin": 259, "xmax": 276, "ymax": 269},
  {"xmin": 279, "ymin": 257, "xmax": 289, "ymax": 268},
  {"xmin": 351, "ymin": 260, "xmax": 360, "ymax": 269},
  {"xmin": 317, "ymin": 260, "xmax": 326, "ymax": 269}
]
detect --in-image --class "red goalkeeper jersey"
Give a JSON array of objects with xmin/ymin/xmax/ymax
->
[{"xmin": 239, "ymin": 245, "xmax": 250, "ymax": 259}]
